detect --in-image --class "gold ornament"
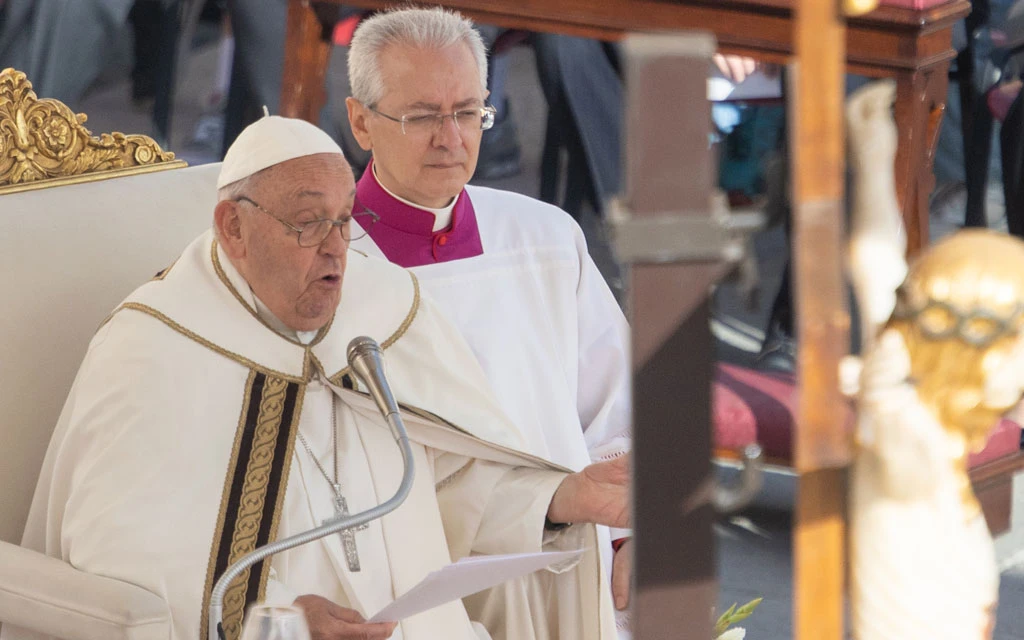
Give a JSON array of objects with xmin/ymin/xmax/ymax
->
[{"xmin": 0, "ymin": 67, "xmax": 184, "ymax": 194}]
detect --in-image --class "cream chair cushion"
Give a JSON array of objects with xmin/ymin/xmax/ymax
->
[
  {"xmin": 0, "ymin": 163, "xmax": 220, "ymax": 546},
  {"xmin": 0, "ymin": 542, "xmax": 169, "ymax": 640}
]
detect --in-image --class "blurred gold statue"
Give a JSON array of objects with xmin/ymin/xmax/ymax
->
[
  {"xmin": 845, "ymin": 80, "xmax": 1024, "ymax": 640},
  {"xmin": 844, "ymin": 0, "xmax": 880, "ymax": 17}
]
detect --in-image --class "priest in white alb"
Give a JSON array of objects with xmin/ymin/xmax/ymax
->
[
  {"xmin": 1, "ymin": 117, "xmax": 628, "ymax": 640},
  {"xmin": 342, "ymin": 8, "xmax": 634, "ymax": 619}
]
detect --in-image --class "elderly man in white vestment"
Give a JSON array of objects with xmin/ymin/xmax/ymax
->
[
  {"xmin": 343, "ymin": 7, "xmax": 634, "ymax": 617},
  {"xmin": 1, "ymin": 117, "xmax": 629, "ymax": 640}
]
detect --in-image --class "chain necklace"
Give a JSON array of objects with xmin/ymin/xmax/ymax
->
[{"xmin": 296, "ymin": 392, "xmax": 367, "ymax": 572}]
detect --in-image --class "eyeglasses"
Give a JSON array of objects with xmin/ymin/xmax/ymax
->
[
  {"xmin": 368, "ymin": 104, "xmax": 497, "ymax": 136},
  {"xmin": 235, "ymin": 196, "xmax": 378, "ymax": 247}
]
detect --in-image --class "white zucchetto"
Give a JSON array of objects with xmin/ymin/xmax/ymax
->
[{"xmin": 217, "ymin": 115, "xmax": 345, "ymax": 189}]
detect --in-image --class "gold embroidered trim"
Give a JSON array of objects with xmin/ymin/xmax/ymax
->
[
  {"xmin": 258, "ymin": 384, "xmax": 305, "ymax": 603},
  {"xmin": 210, "ymin": 240, "xmax": 292, "ymax": 340},
  {"xmin": 220, "ymin": 376, "xmax": 290, "ymax": 638},
  {"xmin": 200, "ymin": 370, "xmax": 258, "ymax": 640},
  {"xmin": 151, "ymin": 258, "xmax": 177, "ymax": 281},
  {"xmin": 302, "ymin": 347, "xmax": 312, "ymax": 382},
  {"xmin": 308, "ymin": 352, "xmax": 327, "ymax": 379},
  {"xmin": 114, "ymin": 302, "xmax": 305, "ymax": 384},
  {"xmin": 0, "ymin": 68, "xmax": 184, "ymax": 193},
  {"xmin": 383, "ymin": 272, "xmax": 420, "ymax": 351},
  {"xmin": 210, "ymin": 240, "xmax": 334, "ymax": 351},
  {"xmin": 309, "ymin": 311, "xmax": 334, "ymax": 347},
  {"xmin": 199, "ymin": 372, "xmax": 305, "ymax": 640},
  {"xmin": 95, "ymin": 310, "xmax": 117, "ymax": 333},
  {"xmin": 328, "ymin": 272, "xmax": 421, "ymax": 384}
]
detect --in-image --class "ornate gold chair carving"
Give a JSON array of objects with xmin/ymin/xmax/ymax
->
[
  {"xmin": 0, "ymin": 68, "xmax": 184, "ymax": 194},
  {"xmin": 0, "ymin": 68, "xmax": 219, "ymax": 640}
]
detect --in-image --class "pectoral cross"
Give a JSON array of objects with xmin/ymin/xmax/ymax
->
[{"xmin": 330, "ymin": 486, "xmax": 368, "ymax": 572}]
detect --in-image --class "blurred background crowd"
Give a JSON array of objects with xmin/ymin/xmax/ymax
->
[
  {"xmin": 11, "ymin": 2, "xmax": 1024, "ymax": 375},
  {"xmin": 5, "ymin": 0, "xmax": 1024, "ymax": 379}
]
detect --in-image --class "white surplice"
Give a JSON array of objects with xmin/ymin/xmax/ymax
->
[
  {"xmin": 352, "ymin": 185, "xmax": 631, "ymax": 471},
  {"xmin": 3, "ymin": 230, "xmax": 615, "ymax": 640},
  {"xmin": 351, "ymin": 186, "xmax": 633, "ymax": 594}
]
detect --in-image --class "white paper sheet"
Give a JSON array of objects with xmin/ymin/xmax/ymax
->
[{"xmin": 367, "ymin": 549, "xmax": 584, "ymax": 623}]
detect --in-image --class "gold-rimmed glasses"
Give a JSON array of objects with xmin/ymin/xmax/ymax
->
[
  {"xmin": 235, "ymin": 197, "xmax": 378, "ymax": 247},
  {"xmin": 368, "ymin": 104, "xmax": 497, "ymax": 136}
]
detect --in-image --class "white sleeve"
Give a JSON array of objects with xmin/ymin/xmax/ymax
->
[
  {"xmin": 434, "ymin": 456, "xmax": 584, "ymax": 569},
  {"xmin": 572, "ymin": 226, "xmax": 632, "ymax": 463}
]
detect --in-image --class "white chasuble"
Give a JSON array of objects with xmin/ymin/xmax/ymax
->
[{"xmin": 4, "ymin": 230, "xmax": 615, "ymax": 640}]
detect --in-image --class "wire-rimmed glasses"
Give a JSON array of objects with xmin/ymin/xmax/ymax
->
[
  {"xmin": 368, "ymin": 104, "xmax": 497, "ymax": 136},
  {"xmin": 235, "ymin": 196, "xmax": 378, "ymax": 247}
]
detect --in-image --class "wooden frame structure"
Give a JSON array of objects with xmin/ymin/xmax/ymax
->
[
  {"xmin": 280, "ymin": 0, "xmax": 968, "ymax": 256},
  {"xmin": 277, "ymin": 1, "xmax": 967, "ymax": 638}
]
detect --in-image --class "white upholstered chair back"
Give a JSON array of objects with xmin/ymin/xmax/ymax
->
[{"xmin": 0, "ymin": 163, "xmax": 221, "ymax": 545}]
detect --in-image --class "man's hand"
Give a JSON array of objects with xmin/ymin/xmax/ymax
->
[
  {"xmin": 611, "ymin": 539, "xmax": 633, "ymax": 610},
  {"xmin": 547, "ymin": 455, "xmax": 631, "ymax": 529},
  {"xmin": 713, "ymin": 54, "xmax": 757, "ymax": 84},
  {"xmin": 294, "ymin": 594, "xmax": 397, "ymax": 640},
  {"xmin": 712, "ymin": 54, "xmax": 779, "ymax": 84}
]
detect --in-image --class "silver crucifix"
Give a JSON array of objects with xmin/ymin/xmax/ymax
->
[{"xmin": 329, "ymin": 487, "xmax": 368, "ymax": 572}]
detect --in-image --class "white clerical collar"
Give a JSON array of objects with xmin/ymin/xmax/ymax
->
[
  {"xmin": 216, "ymin": 242, "xmax": 319, "ymax": 345},
  {"xmin": 372, "ymin": 162, "xmax": 455, "ymax": 231}
]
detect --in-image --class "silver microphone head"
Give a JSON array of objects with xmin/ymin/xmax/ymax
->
[
  {"xmin": 346, "ymin": 336, "xmax": 399, "ymax": 418},
  {"xmin": 347, "ymin": 335, "xmax": 382, "ymax": 363}
]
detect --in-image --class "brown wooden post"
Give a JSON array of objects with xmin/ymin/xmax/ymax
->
[
  {"xmin": 620, "ymin": 34, "xmax": 726, "ymax": 640},
  {"xmin": 791, "ymin": 1, "xmax": 852, "ymax": 639},
  {"xmin": 280, "ymin": 0, "xmax": 331, "ymax": 122},
  {"xmin": 893, "ymin": 66, "xmax": 950, "ymax": 256}
]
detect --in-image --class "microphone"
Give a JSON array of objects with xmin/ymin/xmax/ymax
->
[
  {"xmin": 348, "ymin": 336, "xmax": 406, "ymax": 444},
  {"xmin": 208, "ymin": 336, "xmax": 415, "ymax": 640},
  {"xmin": 348, "ymin": 336, "xmax": 400, "ymax": 419}
]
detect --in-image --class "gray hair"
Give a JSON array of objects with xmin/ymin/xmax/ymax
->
[
  {"xmin": 348, "ymin": 7, "xmax": 488, "ymax": 107},
  {"xmin": 214, "ymin": 174, "xmax": 255, "ymax": 242},
  {"xmin": 217, "ymin": 174, "xmax": 255, "ymax": 204}
]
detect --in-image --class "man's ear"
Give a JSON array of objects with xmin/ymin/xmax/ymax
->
[
  {"xmin": 346, "ymin": 97, "xmax": 374, "ymax": 152},
  {"xmin": 214, "ymin": 199, "xmax": 246, "ymax": 259}
]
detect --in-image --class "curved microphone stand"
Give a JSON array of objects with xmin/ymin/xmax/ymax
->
[{"xmin": 208, "ymin": 337, "xmax": 414, "ymax": 640}]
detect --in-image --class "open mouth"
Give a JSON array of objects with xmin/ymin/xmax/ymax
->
[{"xmin": 321, "ymin": 274, "xmax": 341, "ymax": 283}]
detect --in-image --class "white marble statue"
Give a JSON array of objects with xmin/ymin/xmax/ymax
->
[{"xmin": 845, "ymin": 80, "xmax": 1024, "ymax": 640}]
